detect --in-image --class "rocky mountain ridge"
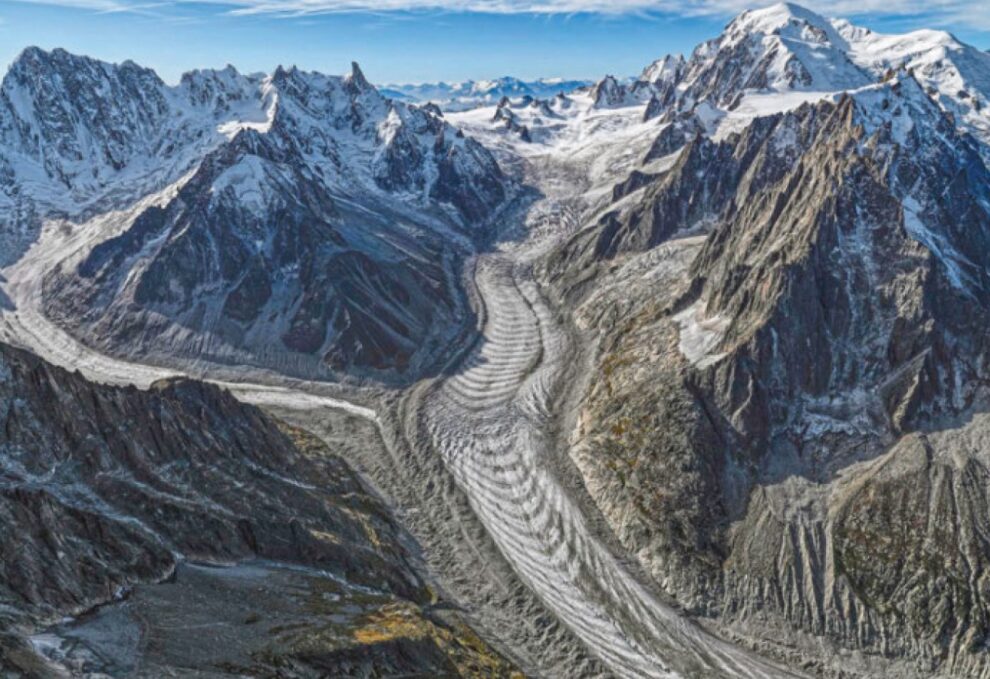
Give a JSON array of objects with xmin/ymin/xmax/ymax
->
[
  {"xmin": 0, "ymin": 48, "xmax": 514, "ymax": 380},
  {"xmin": 5, "ymin": 3, "xmax": 990, "ymax": 677},
  {"xmin": 0, "ymin": 340, "xmax": 517, "ymax": 677},
  {"xmin": 561, "ymin": 3, "xmax": 990, "ymax": 274},
  {"xmin": 0, "ymin": 49, "xmax": 508, "ymax": 232}
]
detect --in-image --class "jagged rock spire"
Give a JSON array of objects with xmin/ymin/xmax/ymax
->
[{"xmin": 347, "ymin": 61, "xmax": 372, "ymax": 92}]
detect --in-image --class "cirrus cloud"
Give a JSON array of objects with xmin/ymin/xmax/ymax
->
[{"xmin": 8, "ymin": 0, "xmax": 990, "ymax": 29}]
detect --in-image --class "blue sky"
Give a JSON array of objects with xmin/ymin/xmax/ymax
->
[{"xmin": 1, "ymin": 1, "xmax": 988, "ymax": 84}]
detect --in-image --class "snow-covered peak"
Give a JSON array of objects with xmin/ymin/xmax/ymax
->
[
  {"xmin": 640, "ymin": 55, "xmax": 685, "ymax": 85},
  {"xmin": 179, "ymin": 64, "xmax": 263, "ymax": 113},
  {"xmin": 381, "ymin": 76, "xmax": 593, "ymax": 112},
  {"xmin": 209, "ymin": 152, "xmax": 274, "ymax": 212},
  {"xmin": 0, "ymin": 46, "xmax": 172, "ymax": 194},
  {"xmin": 836, "ymin": 24, "xmax": 990, "ymax": 143},
  {"xmin": 681, "ymin": 2, "xmax": 870, "ymax": 105},
  {"xmin": 724, "ymin": 3, "xmax": 840, "ymax": 43},
  {"xmin": 607, "ymin": 3, "xmax": 990, "ymax": 149},
  {"xmin": 268, "ymin": 63, "xmax": 387, "ymax": 131},
  {"xmin": 2, "ymin": 46, "xmax": 168, "ymax": 125},
  {"xmin": 0, "ymin": 48, "xmax": 508, "ymax": 233},
  {"xmin": 833, "ymin": 23, "xmax": 957, "ymax": 55}
]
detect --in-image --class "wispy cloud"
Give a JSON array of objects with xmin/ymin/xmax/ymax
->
[
  {"xmin": 12, "ymin": 0, "xmax": 131, "ymax": 9},
  {"xmin": 9, "ymin": 0, "xmax": 990, "ymax": 28}
]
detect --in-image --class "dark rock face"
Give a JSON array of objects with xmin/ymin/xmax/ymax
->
[
  {"xmin": 492, "ymin": 99, "xmax": 533, "ymax": 142},
  {"xmin": 0, "ymin": 47, "xmax": 171, "ymax": 183},
  {"xmin": 45, "ymin": 127, "xmax": 460, "ymax": 377},
  {"xmin": 643, "ymin": 112, "xmax": 705, "ymax": 161},
  {"xmin": 0, "ymin": 342, "xmax": 516, "ymax": 676},
  {"xmin": 551, "ymin": 110, "xmax": 795, "ymax": 281},
  {"xmin": 688, "ymin": 83, "xmax": 990, "ymax": 449},
  {"xmin": 0, "ymin": 341, "xmax": 421, "ymax": 612},
  {"xmin": 560, "ymin": 78, "xmax": 990, "ymax": 674},
  {"xmin": 590, "ymin": 75, "xmax": 636, "ymax": 109},
  {"xmin": 640, "ymin": 55, "xmax": 685, "ymax": 121}
]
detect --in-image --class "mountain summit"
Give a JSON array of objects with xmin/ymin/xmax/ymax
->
[{"xmin": 584, "ymin": 2, "xmax": 990, "ymax": 146}]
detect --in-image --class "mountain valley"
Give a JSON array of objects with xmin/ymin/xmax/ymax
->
[{"xmin": 3, "ymin": 3, "xmax": 990, "ymax": 677}]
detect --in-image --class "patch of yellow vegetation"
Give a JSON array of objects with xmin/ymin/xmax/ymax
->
[
  {"xmin": 352, "ymin": 602, "xmax": 524, "ymax": 678},
  {"xmin": 341, "ymin": 505, "xmax": 384, "ymax": 550},
  {"xmin": 308, "ymin": 529, "xmax": 343, "ymax": 545},
  {"xmin": 275, "ymin": 419, "xmax": 330, "ymax": 458},
  {"xmin": 353, "ymin": 602, "xmax": 429, "ymax": 644}
]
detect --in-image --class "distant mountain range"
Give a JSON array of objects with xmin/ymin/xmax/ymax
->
[{"xmin": 380, "ymin": 76, "xmax": 593, "ymax": 110}]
